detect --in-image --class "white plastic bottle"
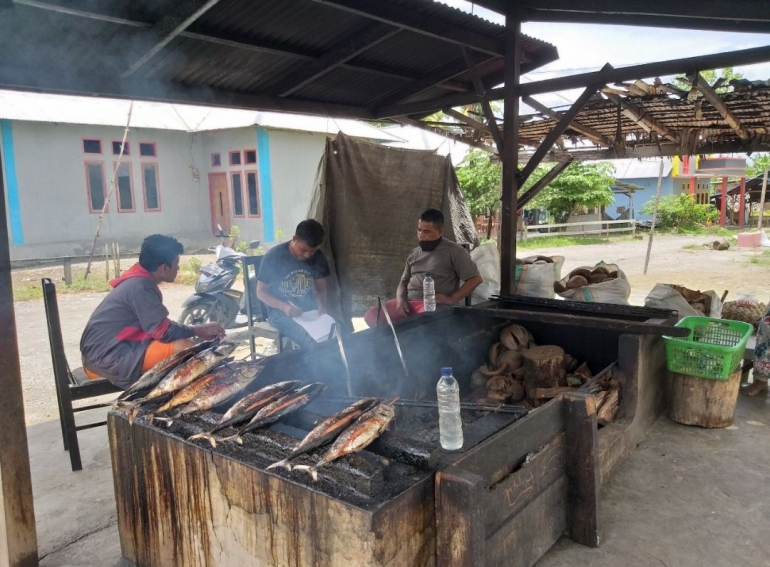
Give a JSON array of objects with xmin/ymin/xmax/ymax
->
[
  {"xmin": 437, "ymin": 367, "xmax": 463, "ymax": 450},
  {"xmin": 423, "ymin": 273, "xmax": 436, "ymax": 312}
]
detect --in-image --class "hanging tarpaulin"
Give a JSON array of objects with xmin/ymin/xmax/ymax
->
[{"xmin": 308, "ymin": 133, "xmax": 478, "ymax": 327}]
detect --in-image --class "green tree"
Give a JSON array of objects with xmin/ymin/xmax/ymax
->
[
  {"xmin": 526, "ymin": 162, "xmax": 616, "ymax": 224},
  {"xmin": 747, "ymin": 153, "xmax": 770, "ymax": 178},
  {"xmin": 673, "ymin": 67, "xmax": 744, "ymax": 94},
  {"xmin": 640, "ymin": 194, "xmax": 719, "ymax": 232},
  {"xmin": 456, "ymin": 149, "xmax": 502, "ymax": 236}
]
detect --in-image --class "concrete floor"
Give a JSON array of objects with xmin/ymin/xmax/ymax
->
[{"xmin": 32, "ymin": 390, "xmax": 770, "ymax": 566}]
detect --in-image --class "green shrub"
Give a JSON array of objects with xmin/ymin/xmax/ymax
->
[{"xmin": 640, "ymin": 194, "xmax": 719, "ymax": 232}]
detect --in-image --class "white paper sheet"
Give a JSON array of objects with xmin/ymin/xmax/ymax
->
[{"xmin": 292, "ymin": 310, "xmax": 336, "ymax": 342}]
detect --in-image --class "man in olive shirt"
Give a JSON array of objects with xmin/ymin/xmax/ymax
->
[{"xmin": 364, "ymin": 209, "xmax": 482, "ymax": 327}]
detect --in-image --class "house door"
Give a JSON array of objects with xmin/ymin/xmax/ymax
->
[{"xmin": 208, "ymin": 173, "xmax": 230, "ymax": 236}]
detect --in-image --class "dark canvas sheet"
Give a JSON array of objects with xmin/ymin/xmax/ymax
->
[{"xmin": 308, "ymin": 134, "xmax": 478, "ymax": 327}]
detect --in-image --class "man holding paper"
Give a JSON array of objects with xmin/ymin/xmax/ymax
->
[{"xmin": 256, "ymin": 219, "xmax": 334, "ymax": 348}]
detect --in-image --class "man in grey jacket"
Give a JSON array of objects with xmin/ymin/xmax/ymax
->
[{"xmin": 80, "ymin": 234, "xmax": 224, "ymax": 389}]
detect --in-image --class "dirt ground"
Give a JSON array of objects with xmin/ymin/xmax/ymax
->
[{"xmin": 12, "ymin": 234, "xmax": 769, "ymax": 426}]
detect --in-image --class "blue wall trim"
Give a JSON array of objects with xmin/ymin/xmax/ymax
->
[
  {"xmin": 0, "ymin": 120, "xmax": 23, "ymax": 245},
  {"xmin": 257, "ymin": 126, "xmax": 274, "ymax": 243}
]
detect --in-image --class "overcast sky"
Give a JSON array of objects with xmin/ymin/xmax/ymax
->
[{"xmin": 437, "ymin": 0, "xmax": 770, "ymax": 108}]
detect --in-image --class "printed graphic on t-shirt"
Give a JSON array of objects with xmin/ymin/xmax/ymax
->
[{"xmin": 280, "ymin": 269, "xmax": 314, "ymax": 298}]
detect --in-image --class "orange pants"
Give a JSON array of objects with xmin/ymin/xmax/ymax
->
[{"xmin": 84, "ymin": 340, "xmax": 178, "ymax": 380}]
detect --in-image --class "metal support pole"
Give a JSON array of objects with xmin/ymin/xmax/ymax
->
[
  {"xmin": 499, "ymin": 3, "xmax": 521, "ymax": 294},
  {"xmin": 689, "ymin": 176, "xmax": 695, "ymax": 196},
  {"xmin": 0, "ymin": 121, "xmax": 39, "ymax": 566},
  {"xmin": 758, "ymin": 168, "xmax": 768, "ymax": 230},
  {"xmin": 720, "ymin": 176, "xmax": 727, "ymax": 227},
  {"xmin": 739, "ymin": 176, "xmax": 746, "ymax": 227}
]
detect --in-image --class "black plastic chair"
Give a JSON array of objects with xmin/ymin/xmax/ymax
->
[
  {"xmin": 42, "ymin": 278, "xmax": 121, "ymax": 471},
  {"xmin": 241, "ymin": 256, "xmax": 286, "ymax": 359}
]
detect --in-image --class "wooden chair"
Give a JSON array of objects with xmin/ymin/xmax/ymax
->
[
  {"xmin": 241, "ymin": 256, "xmax": 287, "ymax": 359},
  {"xmin": 42, "ymin": 278, "xmax": 121, "ymax": 472}
]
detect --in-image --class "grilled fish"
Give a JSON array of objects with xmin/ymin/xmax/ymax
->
[
  {"xmin": 117, "ymin": 339, "xmax": 217, "ymax": 402},
  {"xmin": 220, "ymin": 383, "xmax": 326, "ymax": 444},
  {"xmin": 125, "ymin": 341, "xmax": 237, "ymax": 423},
  {"xmin": 266, "ymin": 397, "xmax": 378, "ymax": 471},
  {"xmin": 179, "ymin": 364, "xmax": 261, "ymax": 417},
  {"xmin": 188, "ymin": 380, "xmax": 302, "ymax": 448},
  {"xmin": 147, "ymin": 365, "xmax": 234, "ymax": 425},
  {"xmin": 294, "ymin": 400, "xmax": 396, "ymax": 481}
]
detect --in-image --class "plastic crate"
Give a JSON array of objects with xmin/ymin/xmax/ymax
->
[{"xmin": 663, "ymin": 316, "xmax": 754, "ymax": 381}]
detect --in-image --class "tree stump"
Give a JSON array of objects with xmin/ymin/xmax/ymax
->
[
  {"xmin": 522, "ymin": 345, "xmax": 565, "ymax": 405},
  {"xmin": 669, "ymin": 369, "xmax": 741, "ymax": 428}
]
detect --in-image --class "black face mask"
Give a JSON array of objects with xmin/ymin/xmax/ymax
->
[{"xmin": 419, "ymin": 238, "xmax": 442, "ymax": 252}]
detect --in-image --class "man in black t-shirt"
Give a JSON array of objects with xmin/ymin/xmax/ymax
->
[{"xmin": 256, "ymin": 219, "xmax": 331, "ymax": 348}]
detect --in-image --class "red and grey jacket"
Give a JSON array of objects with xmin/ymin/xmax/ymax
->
[{"xmin": 80, "ymin": 263, "xmax": 194, "ymax": 388}]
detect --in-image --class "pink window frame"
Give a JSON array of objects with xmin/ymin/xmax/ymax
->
[
  {"xmin": 82, "ymin": 137, "xmax": 103, "ymax": 155},
  {"xmin": 84, "ymin": 160, "xmax": 107, "ymax": 214},
  {"xmin": 229, "ymin": 150, "xmax": 242, "ymax": 166},
  {"xmin": 211, "ymin": 152, "xmax": 222, "ymax": 167},
  {"xmin": 244, "ymin": 169, "xmax": 261, "ymax": 218},
  {"xmin": 113, "ymin": 162, "xmax": 136, "ymax": 213},
  {"xmin": 141, "ymin": 162, "xmax": 162, "ymax": 212},
  {"xmin": 243, "ymin": 148, "xmax": 257, "ymax": 165},
  {"xmin": 138, "ymin": 141, "xmax": 158, "ymax": 158},
  {"xmin": 111, "ymin": 140, "xmax": 130, "ymax": 156},
  {"xmin": 230, "ymin": 171, "xmax": 245, "ymax": 218}
]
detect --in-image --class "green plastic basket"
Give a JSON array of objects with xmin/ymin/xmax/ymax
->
[{"xmin": 663, "ymin": 316, "xmax": 754, "ymax": 381}]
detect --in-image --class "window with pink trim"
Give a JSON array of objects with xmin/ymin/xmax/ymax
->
[
  {"xmin": 211, "ymin": 153, "xmax": 222, "ymax": 167},
  {"xmin": 229, "ymin": 150, "xmax": 241, "ymax": 166},
  {"xmin": 85, "ymin": 162, "xmax": 106, "ymax": 212},
  {"xmin": 246, "ymin": 170, "xmax": 260, "ymax": 217},
  {"xmin": 115, "ymin": 163, "xmax": 135, "ymax": 212},
  {"xmin": 142, "ymin": 163, "xmax": 161, "ymax": 211}
]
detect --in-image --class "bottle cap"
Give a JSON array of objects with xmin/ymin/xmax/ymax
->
[
  {"xmin": 440, "ymin": 367, "xmax": 452, "ymax": 376},
  {"xmin": 425, "ymin": 273, "xmax": 431, "ymax": 278}
]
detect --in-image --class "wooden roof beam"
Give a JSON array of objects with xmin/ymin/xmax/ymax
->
[
  {"xmin": 442, "ymin": 108, "xmax": 493, "ymax": 138},
  {"xmin": 268, "ymin": 23, "xmax": 401, "ymax": 97},
  {"xmin": 462, "ymin": 47, "xmax": 504, "ymax": 152},
  {"xmin": 517, "ymin": 155, "xmax": 573, "ymax": 209},
  {"xmin": 518, "ymin": 70, "xmax": 608, "ymax": 186},
  {"xmin": 309, "ymin": 0, "xmax": 505, "ymax": 56},
  {"xmin": 374, "ymin": 44, "xmax": 770, "ymax": 119},
  {"xmin": 122, "ymin": 0, "xmax": 222, "ymax": 77},
  {"xmin": 602, "ymin": 92, "xmax": 679, "ymax": 142},
  {"xmin": 522, "ymin": 95, "xmax": 614, "ymax": 147},
  {"xmin": 392, "ymin": 116, "xmax": 499, "ymax": 155},
  {"xmin": 693, "ymin": 73, "xmax": 751, "ymax": 141}
]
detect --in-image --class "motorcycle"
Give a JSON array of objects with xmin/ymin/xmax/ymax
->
[{"xmin": 179, "ymin": 234, "xmax": 261, "ymax": 329}]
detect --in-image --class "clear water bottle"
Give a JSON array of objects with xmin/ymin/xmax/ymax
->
[
  {"xmin": 437, "ymin": 367, "xmax": 463, "ymax": 450},
  {"xmin": 423, "ymin": 273, "xmax": 436, "ymax": 312}
]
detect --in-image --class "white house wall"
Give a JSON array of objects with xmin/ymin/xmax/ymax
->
[
  {"xmin": 266, "ymin": 129, "xmax": 327, "ymax": 243},
  {"xmin": 1, "ymin": 121, "xmax": 212, "ymax": 260},
  {"xmin": 201, "ymin": 127, "xmax": 328, "ymax": 249},
  {"xmin": 2, "ymin": 119, "xmax": 334, "ymax": 260}
]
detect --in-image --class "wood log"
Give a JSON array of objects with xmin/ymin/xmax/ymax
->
[
  {"xmin": 669, "ymin": 369, "xmax": 741, "ymax": 428},
  {"xmin": 532, "ymin": 386, "xmax": 577, "ymax": 400},
  {"xmin": 523, "ymin": 345, "xmax": 566, "ymax": 405},
  {"xmin": 596, "ymin": 387, "xmax": 620, "ymax": 425}
]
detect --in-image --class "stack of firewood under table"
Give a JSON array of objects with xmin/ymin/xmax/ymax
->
[{"xmin": 466, "ymin": 323, "xmax": 620, "ymax": 423}]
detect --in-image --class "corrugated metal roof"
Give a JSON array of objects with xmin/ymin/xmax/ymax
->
[
  {"xmin": 593, "ymin": 158, "xmax": 674, "ymax": 179},
  {"xmin": 0, "ymin": 90, "xmax": 404, "ymax": 142},
  {"xmin": 0, "ymin": 0, "xmax": 557, "ymax": 117}
]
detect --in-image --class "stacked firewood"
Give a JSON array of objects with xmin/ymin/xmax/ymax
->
[
  {"xmin": 465, "ymin": 323, "xmax": 618, "ymax": 423},
  {"xmin": 582, "ymin": 373, "xmax": 621, "ymax": 425}
]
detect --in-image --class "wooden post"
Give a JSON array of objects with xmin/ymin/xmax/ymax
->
[
  {"xmin": 720, "ymin": 176, "xmax": 728, "ymax": 227},
  {"xmin": 689, "ymin": 176, "xmax": 695, "ymax": 196},
  {"xmin": 564, "ymin": 393, "xmax": 600, "ymax": 547},
  {"xmin": 738, "ymin": 176, "xmax": 746, "ymax": 227},
  {"xmin": 643, "ymin": 161, "xmax": 664, "ymax": 275},
  {"xmin": 435, "ymin": 467, "xmax": 486, "ymax": 567},
  {"xmin": 0, "ymin": 124, "xmax": 39, "ymax": 566},
  {"xmin": 499, "ymin": 3, "xmax": 521, "ymax": 294},
  {"xmin": 758, "ymin": 168, "xmax": 768, "ymax": 230},
  {"xmin": 105, "ymin": 244, "xmax": 110, "ymax": 281},
  {"xmin": 63, "ymin": 257, "xmax": 72, "ymax": 286}
]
